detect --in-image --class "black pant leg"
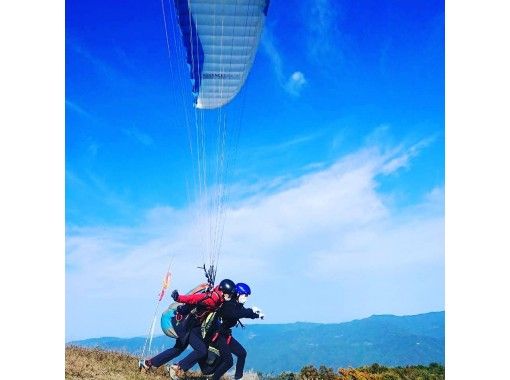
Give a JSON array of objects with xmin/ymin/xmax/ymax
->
[
  {"xmin": 150, "ymin": 339, "xmax": 186, "ymax": 367},
  {"xmin": 229, "ymin": 337, "xmax": 247, "ymax": 379},
  {"xmin": 178, "ymin": 326, "xmax": 208, "ymax": 371},
  {"xmin": 212, "ymin": 336, "xmax": 234, "ymax": 380}
]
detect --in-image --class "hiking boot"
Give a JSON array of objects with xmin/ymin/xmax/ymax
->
[
  {"xmin": 138, "ymin": 359, "xmax": 152, "ymax": 371},
  {"xmin": 169, "ymin": 364, "xmax": 185, "ymax": 379}
]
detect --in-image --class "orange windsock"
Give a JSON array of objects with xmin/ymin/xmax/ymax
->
[{"xmin": 158, "ymin": 272, "xmax": 172, "ymax": 301}]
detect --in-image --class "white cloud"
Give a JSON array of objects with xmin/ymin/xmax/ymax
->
[
  {"xmin": 68, "ymin": 39, "xmax": 131, "ymax": 86},
  {"xmin": 66, "ymin": 170, "xmax": 138, "ymax": 220},
  {"xmin": 66, "ymin": 100, "xmax": 94, "ymax": 120},
  {"xmin": 261, "ymin": 28, "xmax": 284, "ymax": 84},
  {"xmin": 87, "ymin": 142, "xmax": 99, "ymax": 157},
  {"xmin": 380, "ymin": 136, "xmax": 436, "ymax": 175},
  {"xmin": 261, "ymin": 29, "xmax": 307, "ymax": 97},
  {"xmin": 285, "ymin": 71, "xmax": 307, "ymax": 96},
  {"xmin": 122, "ymin": 126, "xmax": 154, "ymax": 146},
  {"xmin": 66, "ymin": 136, "xmax": 444, "ymax": 340},
  {"xmin": 305, "ymin": 0, "xmax": 344, "ymax": 64}
]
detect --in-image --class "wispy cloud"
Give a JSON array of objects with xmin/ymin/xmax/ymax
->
[
  {"xmin": 253, "ymin": 131, "xmax": 324, "ymax": 156},
  {"xmin": 66, "ymin": 169, "xmax": 138, "ymax": 223},
  {"xmin": 66, "ymin": 133, "xmax": 443, "ymax": 340},
  {"xmin": 380, "ymin": 136, "xmax": 436, "ymax": 175},
  {"xmin": 285, "ymin": 71, "xmax": 307, "ymax": 96},
  {"xmin": 66, "ymin": 100, "xmax": 94, "ymax": 120},
  {"xmin": 304, "ymin": 0, "xmax": 345, "ymax": 65},
  {"xmin": 68, "ymin": 39, "xmax": 131, "ymax": 86},
  {"xmin": 122, "ymin": 126, "xmax": 154, "ymax": 147},
  {"xmin": 87, "ymin": 142, "xmax": 99, "ymax": 157},
  {"xmin": 113, "ymin": 45, "xmax": 137, "ymax": 71},
  {"xmin": 261, "ymin": 28, "xmax": 284, "ymax": 83},
  {"xmin": 261, "ymin": 28, "xmax": 307, "ymax": 97}
]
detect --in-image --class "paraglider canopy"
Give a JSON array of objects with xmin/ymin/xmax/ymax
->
[{"xmin": 174, "ymin": 0, "xmax": 270, "ymax": 109}]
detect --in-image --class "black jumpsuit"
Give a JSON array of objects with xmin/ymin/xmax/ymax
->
[{"xmin": 211, "ymin": 300, "xmax": 260, "ymax": 380}]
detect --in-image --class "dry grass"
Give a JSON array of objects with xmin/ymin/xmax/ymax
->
[
  {"xmin": 65, "ymin": 346, "xmax": 256, "ymax": 380},
  {"xmin": 66, "ymin": 345, "xmax": 177, "ymax": 380},
  {"xmin": 66, "ymin": 346, "xmax": 443, "ymax": 380}
]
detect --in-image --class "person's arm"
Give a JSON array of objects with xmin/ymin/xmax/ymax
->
[
  {"xmin": 177, "ymin": 291, "xmax": 221, "ymax": 307},
  {"xmin": 239, "ymin": 307, "xmax": 260, "ymax": 319},
  {"xmin": 222, "ymin": 303, "xmax": 259, "ymax": 320},
  {"xmin": 176, "ymin": 292, "xmax": 209, "ymax": 305}
]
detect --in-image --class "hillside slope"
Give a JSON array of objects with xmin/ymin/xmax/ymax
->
[
  {"xmin": 65, "ymin": 346, "xmax": 444, "ymax": 380},
  {"xmin": 66, "ymin": 346, "xmax": 169, "ymax": 380},
  {"xmin": 66, "ymin": 346, "xmax": 254, "ymax": 380},
  {"xmin": 69, "ymin": 311, "xmax": 444, "ymax": 373}
]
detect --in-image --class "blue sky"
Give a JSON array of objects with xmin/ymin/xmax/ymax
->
[{"xmin": 66, "ymin": 0, "xmax": 444, "ymax": 341}]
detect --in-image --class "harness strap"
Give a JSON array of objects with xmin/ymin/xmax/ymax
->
[{"xmin": 211, "ymin": 331, "xmax": 232, "ymax": 344}]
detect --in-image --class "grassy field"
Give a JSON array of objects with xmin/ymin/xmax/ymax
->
[
  {"xmin": 65, "ymin": 346, "xmax": 444, "ymax": 380},
  {"xmin": 65, "ymin": 346, "xmax": 239, "ymax": 380},
  {"xmin": 66, "ymin": 345, "xmax": 166, "ymax": 379}
]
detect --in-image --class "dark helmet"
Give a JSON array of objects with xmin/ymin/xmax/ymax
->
[
  {"xmin": 236, "ymin": 283, "xmax": 251, "ymax": 296},
  {"xmin": 218, "ymin": 279, "xmax": 236, "ymax": 295}
]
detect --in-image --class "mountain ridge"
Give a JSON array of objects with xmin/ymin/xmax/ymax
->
[{"xmin": 68, "ymin": 311, "xmax": 444, "ymax": 373}]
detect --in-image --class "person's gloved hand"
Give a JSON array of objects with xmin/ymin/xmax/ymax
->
[
  {"xmin": 252, "ymin": 306, "xmax": 265, "ymax": 319},
  {"xmin": 171, "ymin": 290, "xmax": 179, "ymax": 301}
]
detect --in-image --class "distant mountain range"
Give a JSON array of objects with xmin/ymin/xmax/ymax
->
[{"xmin": 67, "ymin": 311, "xmax": 444, "ymax": 373}]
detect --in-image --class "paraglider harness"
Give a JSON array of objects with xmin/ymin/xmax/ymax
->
[
  {"xmin": 172, "ymin": 292, "xmax": 222, "ymax": 333},
  {"xmin": 171, "ymin": 265, "xmax": 223, "ymax": 340},
  {"xmin": 208, "ymin": 300, "xmax": 246, "ymax": 345},
  {"xmin": 195, "ymin": 302, "xmax": 246, "ymax": 375},
  {"xmin": 209, "ymin": 319, "xmax": 244, "ymax": 345}
]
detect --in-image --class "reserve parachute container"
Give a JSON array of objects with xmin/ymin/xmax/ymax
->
[{"xmin": 161, "ymin": 283, "xmax": 209, "ymax": 338}]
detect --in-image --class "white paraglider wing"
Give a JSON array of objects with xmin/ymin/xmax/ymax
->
[{"xmin": 174, "ymin": 0, "xmax": 270, "ymax": 109}]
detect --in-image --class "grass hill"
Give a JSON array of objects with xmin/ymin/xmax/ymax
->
[
  {"xmin": 66, "ymin": 345, "xmax": 169, "ymax": 380},
  {"xmin": 65, "ymin": 346, "xmax": 444, "ymax": 380},
  {"xmin": 68, "ymin": 311, "xmax": 444, "ymax": 373}
]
